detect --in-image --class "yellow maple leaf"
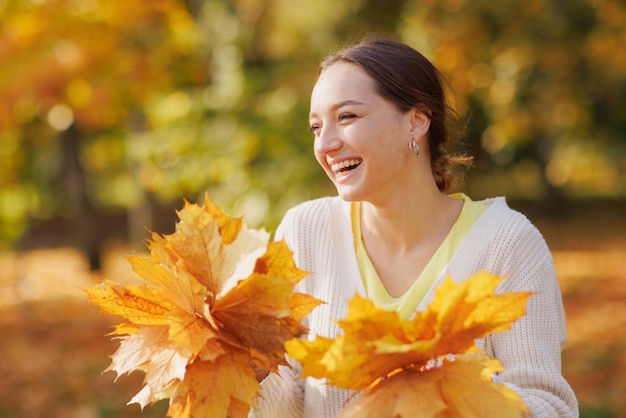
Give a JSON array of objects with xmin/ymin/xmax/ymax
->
[
  {"xmin": 85, "ymin": 279, "xmax": 175, "ymax": 325},
  {"xmin": 422, "ymin": 271, "xmax": 531, "ymax": 358},
  {"xmin": 286, "ymin": 271, "xmax": 531, "ymax": 416},
  {"xmin": 84, "ymin": 194, "xmax": 322, "ymax": 417},
  {"xmin": 213, "ymin": 240, "xmax": 317, "ymax": 371},
  {"xmin": 337, "ymin": 351, "xmax": 528, "ymax": 418},
  {"xmin": 165, "ymin": 199, "xmax": 269, "ymax": 302},
  {"xmin": 167, "ymin": 348, "xmax": 259, "ymax": 418}
]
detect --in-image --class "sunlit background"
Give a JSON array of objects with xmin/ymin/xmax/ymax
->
[{"xmin": 0, "ymin": 0, "xmax": 624, "ymax": 417}]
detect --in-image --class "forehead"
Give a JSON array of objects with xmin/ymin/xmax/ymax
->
[{"xmin": 310, "ymin": 62, "xmax": 377, "ymax": 108}]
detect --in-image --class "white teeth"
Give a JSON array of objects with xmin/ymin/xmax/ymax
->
[{"xmin": 331, "ymin": 159, "xmax": 362, "ymax": 173}]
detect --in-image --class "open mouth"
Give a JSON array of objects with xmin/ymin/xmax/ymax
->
[{"xmin": 331, "ymin": 159, "xmax": 362, "ymax": 177}]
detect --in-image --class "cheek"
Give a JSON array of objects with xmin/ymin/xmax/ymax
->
[{"xmin": 312, "ymin": 142, "xmax": 327, "ymax": 168}]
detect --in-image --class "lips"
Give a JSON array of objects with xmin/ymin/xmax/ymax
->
[{"xmin": 330, "ymin": 158, "xmax": 362, "ymax": 178}]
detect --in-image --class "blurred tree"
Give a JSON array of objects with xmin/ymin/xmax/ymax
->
[
  {"xmin": 0, "ymin": 0, "xmax": 364, "ymax": 263},
  {"xmin": 0, "ymin": 0, "xmax": 210, "ymax": 264},
  {"xmin": 399, "ymin": 0, "xmax": 626, "ymax": 207},
  {"xmin": 1, "ymin": 0, "xmax": 624, "ymax": 263}
]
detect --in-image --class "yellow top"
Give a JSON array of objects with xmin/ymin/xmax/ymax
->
[{"xmin": 352, "ymin": 194, "xmax": 486, "ymax": 319}]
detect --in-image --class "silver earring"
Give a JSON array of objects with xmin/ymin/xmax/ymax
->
[{"xmin": 408, "ymin": 137, "xmax": 420, "ymax": 156}]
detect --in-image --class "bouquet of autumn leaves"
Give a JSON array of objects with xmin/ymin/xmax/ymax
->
[
  {"xmin": 286, "ymin": 271, "xmax": 533, "ymax": 417},
  {"xmin": 87, "ymin": 194, "xmax": 532, "ymax": 417},
  {"xmin": 85, "ymin": 195, "xmax": 322, "ymax": 417}
]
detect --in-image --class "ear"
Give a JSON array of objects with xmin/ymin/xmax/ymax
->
[{"xmin": 408, "ymin": 106, "xmax": 431, "ymax": 138}]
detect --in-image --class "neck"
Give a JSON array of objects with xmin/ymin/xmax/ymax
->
[{"xmin": 360, "ymin": 189, "xmax": 462, "ymax": 254}]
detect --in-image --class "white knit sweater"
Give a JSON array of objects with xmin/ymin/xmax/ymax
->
[{"xmin": 250, "ymin": 196, "xmax": 578, "ymax": 418}]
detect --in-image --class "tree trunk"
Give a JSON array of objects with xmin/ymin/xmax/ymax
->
[{"xmin": 61, "ymin": 124, "xmax": 100, "ymax": 270}]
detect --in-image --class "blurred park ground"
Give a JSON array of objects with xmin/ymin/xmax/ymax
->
[{"xmin": 0, "ymin": 0, "xmax": 625, "ymax": 417}]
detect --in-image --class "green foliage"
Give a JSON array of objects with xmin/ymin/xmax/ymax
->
[{"xmin": 579, "ymin": 405, "xmax": 618, "ymax": 418}]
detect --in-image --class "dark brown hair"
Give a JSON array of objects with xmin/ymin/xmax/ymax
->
[{"xmin": 319, "ymin": 35, "xmax": 471, "ymax": 192}]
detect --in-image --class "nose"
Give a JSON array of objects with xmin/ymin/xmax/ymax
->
[{"xmin": 314, "ymin": 124, "xmax": 342, "ymax": 156}]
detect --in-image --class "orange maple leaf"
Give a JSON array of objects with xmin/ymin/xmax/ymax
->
[
  {"xmin": 85, "ymin": 194, "xmax": 322, "ymax": 418},
  {"xmin": 286, "ymin": 271, "xmax": 531, "ymax": 416},
  {"xmin": 337, "ymin": 351, "xmax": 528, "ymax": 418}
]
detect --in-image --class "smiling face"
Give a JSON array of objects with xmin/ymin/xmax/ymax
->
[{"xmin": 309, "ymin": 62, "xmax": 429, "ymax": 204}]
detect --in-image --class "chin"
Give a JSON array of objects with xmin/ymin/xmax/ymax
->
[{"xmin": 335, "ymin": 188, "xmax": 361, "ymax": 202}]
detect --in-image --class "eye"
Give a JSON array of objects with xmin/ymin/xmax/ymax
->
[
  {"xmin": 308, "ymin": 123, "xmax": 321, "ymax": 133},
  {"xmin": 339, "ymin": 113, "xmax": 356, "ymax": 121}
]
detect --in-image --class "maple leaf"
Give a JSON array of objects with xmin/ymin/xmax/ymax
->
[
  {"xmin": 84, "ymin": 194, "xmax": 322, "ymax": 417},
  {"xmin": 113, "ymin": 326, "xmax": 190, "ymax": 407},
  {"xmin": 286, "ymin": 271, "xmax": 531, "ymax": 416},
  {"xmin": 337, "ymin": 351, "xmax": 528, "ymax": 418},
  {"xmin": 167, "ymin": 348, "xmax": 258, "ymax": 418}
]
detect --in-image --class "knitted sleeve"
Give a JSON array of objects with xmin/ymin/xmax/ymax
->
[
  {"xmin": 248, "ymin": 206, "xmax": 308, "ymax": 418},
  {"xmin": 448, "ymin": 203, "xmax": 578, "ymax": 418},
  {"xmin": 249, "ymin": 197, "xmax": 361, "ymax": 418},
  {"xmin": 249, "ymin": 359, "xmax": 304, "ymax": 418}
]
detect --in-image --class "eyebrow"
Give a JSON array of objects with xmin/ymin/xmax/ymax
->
[{"xmin": 309, "ymin": 99, "xmax": 365, "ymax": 119}]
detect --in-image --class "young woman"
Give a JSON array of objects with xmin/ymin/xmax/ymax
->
[{"xmin": 250, "ymin": 35, "xmax": 578, "ymax": 418}]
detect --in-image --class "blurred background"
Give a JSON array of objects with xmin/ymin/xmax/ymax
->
[{"xmin": 0, "ymin": 0, "xmax": 624, "ymax": 417}]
